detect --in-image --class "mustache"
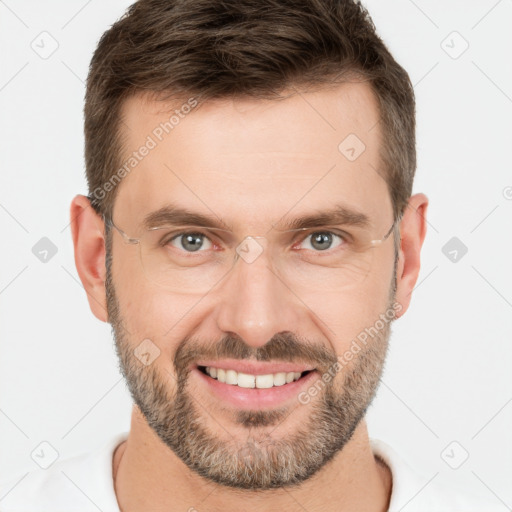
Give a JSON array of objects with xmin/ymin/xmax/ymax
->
[{"xmin": 173, "ymin": 331, "xmax": 338, "ymax": 375}]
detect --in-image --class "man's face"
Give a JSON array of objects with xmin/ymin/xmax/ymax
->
[{"xmin": 106, "ymin": 82, "xmax": 398, "ymax": 489}]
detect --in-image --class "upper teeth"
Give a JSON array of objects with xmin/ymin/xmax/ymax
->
[{"xmin": 205, "ymin": 367, "xmax": 303, "ymax": 388}]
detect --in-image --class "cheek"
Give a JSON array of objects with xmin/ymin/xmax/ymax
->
[
  {"xmin": 316, "ymin": 263, "xmax": 393, "ymax": 349},
  {"xmin": 111, "ymin": 247, "xmax": 200, "ymax": 352},
  {"xmin": 118, "ymin": 286, "xmax": 199, "ymax": 346}
]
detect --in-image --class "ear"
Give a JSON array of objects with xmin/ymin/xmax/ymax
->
[
  {"xmin": 69, "ymin": 194, "xmax": 108, "ymax": 322},
  {"xmin": 394, "ymin": 193, "xmax": 429, "ymax": 319}
]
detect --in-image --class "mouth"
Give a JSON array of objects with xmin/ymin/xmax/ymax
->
[
  {"xmin": 192, "ymin": 363, "xmax": 319, "ymax": 410},
  {"xmin": 197, "ymin": 365, "xmax": 314, "ymax": 388}
]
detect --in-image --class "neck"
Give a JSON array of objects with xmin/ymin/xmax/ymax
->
[{"xmin": 113, "ymin": 407, "xmax": 392, "ymax": 512}]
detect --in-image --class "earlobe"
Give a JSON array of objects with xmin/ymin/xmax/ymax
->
[
  {"xmin": 394, "ymin": 193, "xmax": 429, "ymax": 318},
  {"xmin": 70, "ymin": 194, "xmax": 109, "ymax": 322}
]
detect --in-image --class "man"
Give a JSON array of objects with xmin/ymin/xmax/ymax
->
[{"xmin": 0, "ymin": 0, "xmax": 501, "ymax": 511}]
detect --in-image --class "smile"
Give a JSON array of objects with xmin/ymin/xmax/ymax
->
[{"xmin": 198, "ymin": 365, "xmax": 313, "ymax": 389}]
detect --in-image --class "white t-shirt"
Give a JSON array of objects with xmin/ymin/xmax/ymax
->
[{"xmin": 0, "ymin": 432, "xmax": 504, "ymax": 511}]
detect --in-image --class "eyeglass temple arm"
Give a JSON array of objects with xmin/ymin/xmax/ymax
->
[
  {"xmin": 370, "ymin": 214, "xmax": 403, "ymax": 246},
  {"xmin": 103, "ymin": 217, "xmax": 140, "ymax": 245}
]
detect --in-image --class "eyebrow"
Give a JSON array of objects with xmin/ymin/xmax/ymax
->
[{"xmin": 142, "ymin": 202, "xmax": 372, "ymax": 232}]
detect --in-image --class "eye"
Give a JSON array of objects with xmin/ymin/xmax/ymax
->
[
  {"xmin": 298, "ymin": 231, "xmax": 345, "ymax": 252},
  {"xmin": 167, "ymin": 231, "xmax": 214, "ymax": 252}
]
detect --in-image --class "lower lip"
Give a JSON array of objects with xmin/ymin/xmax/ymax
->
[{"xmin": 192, "ymin": 367, "xmax": 319, "ymax": 409}]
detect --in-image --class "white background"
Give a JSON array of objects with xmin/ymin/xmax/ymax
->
[{"xmin": 0, "ymin": 0, "xmax": 511, "ymax": 507}]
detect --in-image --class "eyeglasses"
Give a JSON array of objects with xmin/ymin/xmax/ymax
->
[{"xmin": 105, "ymin": 215, "xmax": 399, "ymax": 296}]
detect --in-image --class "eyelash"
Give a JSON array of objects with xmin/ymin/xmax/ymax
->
[{"xmin": 163, "ymin": 229, "xmax": 350, "ymax": 254}]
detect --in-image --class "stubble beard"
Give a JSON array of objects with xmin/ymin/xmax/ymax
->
[{"xmin": 105, "ymin": 235, "xmax": 397, "ymax": 490}]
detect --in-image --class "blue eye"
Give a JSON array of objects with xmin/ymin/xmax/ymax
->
[
  {"xmin": 298, "ymin": 231, "xmax": 345, "ymax": 252},
  {"xmin": 161, "ymin": 229, "xmax": 349, "ymax": 255},
  {"xmin": 169, "ymin": 232, "xmax": 214, "ymax": 252}
]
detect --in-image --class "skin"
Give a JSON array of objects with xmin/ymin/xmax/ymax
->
[{"xmin": 70, "ymin": 81, "xmax": 428, "ymax": 512}]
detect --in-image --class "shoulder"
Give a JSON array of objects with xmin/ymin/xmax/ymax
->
[
  {"xmin": 370, "ymin": 438, "xmax": 508, "ymax": 512},
  {"xmin": 0, "ymin": 432, "xmax": 128, "ymax": 512}
]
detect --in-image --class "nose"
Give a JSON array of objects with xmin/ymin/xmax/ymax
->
[{"xmin": 214, "ymin": 237, "xmax": 304, "ymax": 349}]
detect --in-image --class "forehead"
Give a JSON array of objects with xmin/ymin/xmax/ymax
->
[{"xmin": 114, "ymin": 82, "xmax": 391, "ymax": 232}]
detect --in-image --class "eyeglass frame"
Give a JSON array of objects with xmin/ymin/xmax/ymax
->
[{"xmin": 101, "ymin": 210, "xmax": 402, "ymax": 259}]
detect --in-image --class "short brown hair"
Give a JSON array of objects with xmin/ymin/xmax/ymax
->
[{"xmin": 84, "ymin": 0, "xmax": 416, "ymax": 225}]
